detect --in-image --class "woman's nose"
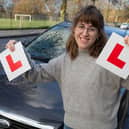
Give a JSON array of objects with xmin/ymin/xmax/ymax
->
[{"xmin": 82, "ymin": 28, "xmax": 89, "ymax": 36}]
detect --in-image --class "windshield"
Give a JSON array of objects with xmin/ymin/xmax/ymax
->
[{"xmin": 26, "ymin": 26, "xmax": 71, "ymax": 59}]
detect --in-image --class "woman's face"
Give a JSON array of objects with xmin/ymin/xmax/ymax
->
[{"xmin": 74, "ymin": 22, "xmax": 99, "ymax": 50}]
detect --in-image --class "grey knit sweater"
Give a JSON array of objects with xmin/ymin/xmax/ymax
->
[{"xmin": 25, "ymin": 50, "xmax": 129, "ymax": 129}]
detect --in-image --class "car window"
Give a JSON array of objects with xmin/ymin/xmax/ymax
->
[{"xmin": 26, "ymin": 26, "xmax": 71, "ymax": 59}]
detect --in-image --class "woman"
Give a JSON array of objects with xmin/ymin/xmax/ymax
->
[{"xmin": 6, "ymin": 5, "xmax": 129, "ymax": 129}]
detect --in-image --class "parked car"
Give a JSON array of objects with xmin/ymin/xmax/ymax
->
[
  {"xmin": 0, "ymin": 21, "xmax": 129, "ymax": 129},
  {"xmin": 120, "ymin": 23, "xmax": 129, "ymax": 30}
]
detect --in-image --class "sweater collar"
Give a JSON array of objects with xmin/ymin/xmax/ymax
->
[{"xmin": 78, "ymin": 48, "xmax": 89, "ymax": 55}]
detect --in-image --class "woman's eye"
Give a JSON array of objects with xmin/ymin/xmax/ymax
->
[
  {"xmin": 90, "ymin": 28, "xmax": 96, "ymax": 31},
  {"xmin": 78, "ymin": 25, "xmax": 84, "ymax": 28}
]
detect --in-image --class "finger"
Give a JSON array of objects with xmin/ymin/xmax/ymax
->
[
  {"xmin": 5, "ymin": 40, "xmax": 16, "ymax": 51},
  {"xmin": 124, "ymin": 35, "xmax": 129, "ymax": 45}
]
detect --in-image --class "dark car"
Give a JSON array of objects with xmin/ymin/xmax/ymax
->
[{"xmin": 0, "ymin": 21, "xmax": 129, "ymax": 129}]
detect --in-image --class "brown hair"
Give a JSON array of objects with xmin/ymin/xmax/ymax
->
[{"xmin": 66, "ymin": 5, "xmax": 107, "ymax": 60}]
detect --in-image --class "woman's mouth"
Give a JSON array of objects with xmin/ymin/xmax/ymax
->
[{"xmin": 80, "ymin": 37, "xmax": 90, "ymax": 42}]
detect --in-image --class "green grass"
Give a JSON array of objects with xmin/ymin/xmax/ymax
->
[{"xmin": 0, "ymin": 18, "xmax": 61, "ymax": 29}]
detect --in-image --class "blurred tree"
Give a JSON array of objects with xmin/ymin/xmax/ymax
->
[
  {"xmin": 43, "ymin": 0, "xmax": 56, "ymax": 20},
  {"xmin": 91, "ymin": 0, "xmax": 98, "ymax": 5},
  {"xmin": 0, "ymin": 0, "xmax": 4, "ymax": 5},
  {"xmin": 54, "ymin": 0, "xmax": 62, "ymax": 20},
  {"xmin": 122, "ymin": 6, "xmax": 129, "ymax": 21},
  {"xmin": 12, "ymin": 0, "xmax": 19, "ymax": 4},
  {"xmin": 60, "ymin": 0, "xmax": 67, "ymax": 21},
  {"xmin": 75, "ymin": 0, "xmax": 82, "ymax": 11},
  {"xmin": 0, "ymin": 5, "xmax": 5, "ymax": 17},
  {"xmin": 13, "ymin": 0, "xmax": 44, "ymax": 15}
]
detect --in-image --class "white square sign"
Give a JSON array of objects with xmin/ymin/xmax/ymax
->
[
  {"xmin": 96, "ymin": 32, "xmax": 129, "ymax": 79},
  {"xmin": 0, "ymin": 41, "xmax": 31, "ymax": 81}
]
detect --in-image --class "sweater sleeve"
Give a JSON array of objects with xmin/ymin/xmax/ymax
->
[{"xmin": 24, "ymin": 52, "xmax": 64, "ymax": 84}]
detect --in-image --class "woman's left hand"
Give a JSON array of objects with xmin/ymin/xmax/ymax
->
[{"xmin": 124, "ymin": 35, "xmax": 129, "ymax": 45}]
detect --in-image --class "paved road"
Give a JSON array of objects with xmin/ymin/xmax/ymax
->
[
  {"xmin": 0, "ymin": 29, "xmax": 45, "ymax": 52},
  {"xmin": 0, "ymin": 29, "xmax": 45, "ymax": 38}
]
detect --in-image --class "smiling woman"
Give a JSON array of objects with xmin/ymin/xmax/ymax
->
[
  {"xmin": 74, "ymin": 22, "xmax": 98, "ymax": 50},
  {"xmin": 5, "ymin": 5, "xmax": 129, "ymax": 129}
]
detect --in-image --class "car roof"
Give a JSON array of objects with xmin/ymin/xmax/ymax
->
[
  {"xmin": 104, "ymin": 25, "xmax": 129, "ymax": 37},
  {"xmin": 57, "ymin": 21, "xmax": 129, "ymax": 37}
]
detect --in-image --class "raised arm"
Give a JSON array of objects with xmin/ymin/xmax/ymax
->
[{"xmin": 5, "ymin": 40, "xmax": 63, "ymax": 84}]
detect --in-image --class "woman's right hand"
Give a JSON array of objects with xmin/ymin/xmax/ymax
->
[{"xmin": 5, "ymin": 40, "xmax": 17, "ymax": 52}]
